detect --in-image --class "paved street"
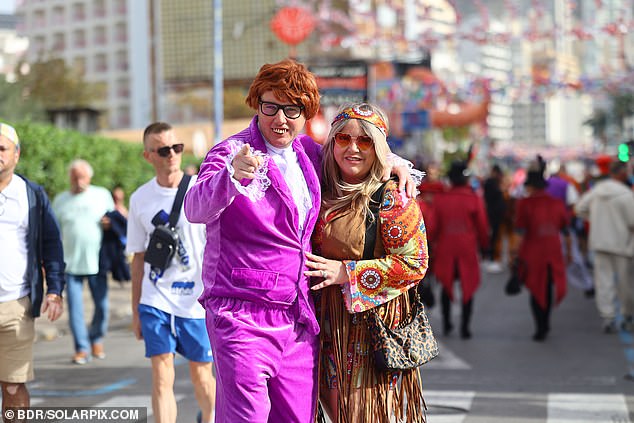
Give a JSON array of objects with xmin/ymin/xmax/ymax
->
[
  {"xmin": 22, "ymin": 268, "xmax": 634, "ymax": 422},
  {"xmin": 422, "ymin": 268, "xmax": 634, "ymax": 423}
]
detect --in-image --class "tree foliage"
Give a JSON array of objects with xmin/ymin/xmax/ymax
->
[
  {"xmin": 12, "ymin": 121, "xmax": 200, "ymax": 201},
  {"xmin": 585, "ymin": 92, "xmax": 634, "ymax": 142},
  {"xmin": 15, "ymin": 58, "xmax": 103, "ymax": 109},
  {"xmin": 0, "ymin": 79, "xmax": 46, "ymax": 123},
  {"xmin": 611, "ymin": 92, "xmax": 634, "ymax": 130},
  {"xmin": 583, "ymin": 108, "xmax": 608, "ymax": 140}
]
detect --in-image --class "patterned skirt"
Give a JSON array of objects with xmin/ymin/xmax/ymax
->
[{"xmin": 317, "ymin": 286, "xmax": 427, "ymax": 423}]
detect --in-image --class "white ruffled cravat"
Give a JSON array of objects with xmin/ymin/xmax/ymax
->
[{"xmin": 265, "ymin": 142, "xmax": 312, "ymax": 233}]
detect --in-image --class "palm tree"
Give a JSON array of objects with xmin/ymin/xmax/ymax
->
[
  {"xmin": 611, "ymin": 92, "xmax": 634, "ymax": 132},
  {"xmin": 583, "ymin": 108, "xmax": 608, "ymax": 148}
]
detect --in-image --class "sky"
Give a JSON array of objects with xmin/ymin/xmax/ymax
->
[{"xmin": 0, "ymin": 0, "xmax": 16, "ymax": 14}]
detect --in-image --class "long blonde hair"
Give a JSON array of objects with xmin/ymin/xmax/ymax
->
[{"xmin": 321, "ymin": 103, "xmax": 391, "ymax": 224}]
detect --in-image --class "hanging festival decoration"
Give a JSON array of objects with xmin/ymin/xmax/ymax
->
[
  {"xmin": 304, "ymin": 111, "xmax": 329, "ymax": 144},
  {"xmin": 446, "ymin": 0, "xmax": 461, "ymax": 25},
  {"xmin": 270, "ymin": 6, "xmax": 316, "ymax": 56},
  {"xmin": 271, "ymin": 0, "xmax": 633, "ymax": 106},
  {"xmin": 503, "ymin": 0, "xmax": 519, "ymax": 20}
]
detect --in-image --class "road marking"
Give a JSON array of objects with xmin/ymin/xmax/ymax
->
[
  {"xmin": 548, "ymin": 393, "xmax": 630, "ymax": 423},
  {"xmin": 29, "ymin": 379, "xmax": 136, "ymax": 397},
  {"xmin": 424, "ymin": 390, "xmax": 475, "ymax": 423},
  {"xmin": 29, "ymin": 378, "xmax": 136, "ymax": 397},
  {"xmin": 620, "ymin": 327, "xmax": 634, "ymax": 378},
  {"xmin": 424, "ymin": 341, "xmax": 471, "ymax": 370},
  {"xmin": 97, "ymin": 394, "xmax": 185, "ymax": 418}
]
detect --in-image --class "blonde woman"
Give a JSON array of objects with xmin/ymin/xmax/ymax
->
[{"xmin": 305, "ymin": 103, "xmax": 429, "ymax": 423}]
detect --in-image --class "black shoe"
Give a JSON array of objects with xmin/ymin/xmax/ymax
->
[
  {"xmin": 604, "ymin": 321, "xmax": 618, "ymax": 334},
  {"xmin": 443, "ymin": 322, "xmax": 454, "ymax": 336},
  {"xmin": 460, "ymin": 327, "xmax": 471, "ymax": 339},
  {"xmin": 584, "ymin": 288, "xmax": 595, "ymax": 298},
  {"xmin": 532, "ymin": 331, "xmax": 547, "ymax": 342}
]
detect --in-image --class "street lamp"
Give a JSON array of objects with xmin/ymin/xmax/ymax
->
[{"xmin": 213, "ymin": 0, "xmax": 223, "ymax": 144}]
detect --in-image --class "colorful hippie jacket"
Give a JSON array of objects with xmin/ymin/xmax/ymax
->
[
  {"xmin": 312, "ymin": 180, "xmax": 429, "ymax": 423},
  {"xmin": 314, "ymin": 180, "xmax": 429, "ymax": 314}
]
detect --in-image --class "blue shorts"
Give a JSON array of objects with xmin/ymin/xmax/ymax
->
[{"xmin": 138, "ymin": 304, "xmax": 213, "ymax": 363}]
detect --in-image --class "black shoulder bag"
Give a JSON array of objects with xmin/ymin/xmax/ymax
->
[
  {"xmin": 144, "ymin": 174, "xmax": 192, "ymax": 271},
  {"xmin": 363, "ymin": 182, "xmax": 439, "ymax": 371}
]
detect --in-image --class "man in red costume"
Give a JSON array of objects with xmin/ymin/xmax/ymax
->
[
  {"xmin": 513, "ymin": 157, "xmax": 571, "ymax": 341},
  {"xmin": 431, "ymin": 161, "xmax": 489, "ymax": 339}
]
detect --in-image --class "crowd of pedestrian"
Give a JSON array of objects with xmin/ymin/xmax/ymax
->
[
  {"xmin": 2, "ymin": 56, "xmax": 634, "ymax": 423},
  {"xmin": 417, "ymin": 152, "xmax": 634, "ymax": 342}
]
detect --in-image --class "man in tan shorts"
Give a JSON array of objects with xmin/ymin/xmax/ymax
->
[{"xmin": 0, "ymin": 123, "xmax": 65, "ymax": 420}]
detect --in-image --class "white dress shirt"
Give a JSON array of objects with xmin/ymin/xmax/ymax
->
[{"xmin": 265, "ymin": 141, "xmax": 313, "ymax": 234}]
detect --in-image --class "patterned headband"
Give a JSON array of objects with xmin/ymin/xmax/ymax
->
[{"xmin": 331, "ymin": 104, "xmax": 388, "ymax": 137}]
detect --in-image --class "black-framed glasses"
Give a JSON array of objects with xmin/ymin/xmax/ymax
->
[
  {"xmin": 153, "ymin": 143, "xmax": 184, "ymax": 157},
  {"xmin": 258, "ymin": 100, "xmax": 304, "ymax": 119},
  {"xmin": 334, "ymin": 133, "xmax": 374, "ymax": 151}
]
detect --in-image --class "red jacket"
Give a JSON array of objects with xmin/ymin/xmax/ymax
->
[
  {"xmin": 430, "ymin": 186, "xmax": 489, "ymax": 303},
  {"xmin": 515, "ymin": 191, "xmax": 569, "ymax": 309}
]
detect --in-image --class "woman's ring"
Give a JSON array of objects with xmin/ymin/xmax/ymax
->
[{"xmin": 321, "ymin": 270, "xmax": 327, "ymax": 278}]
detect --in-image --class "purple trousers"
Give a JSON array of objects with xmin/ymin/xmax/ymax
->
[{"xmin": 205, "ymin": 297, "xmax": 319, "ymax": 423}]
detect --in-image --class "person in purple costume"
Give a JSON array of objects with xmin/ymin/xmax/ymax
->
[{"xmin": 184, "ymin": 59, "xmax": 415, "ymax": 423}]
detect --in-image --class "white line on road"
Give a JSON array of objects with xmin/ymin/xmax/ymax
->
[
  {"xmin": 424, "ymin": 340, "xmax": 471, "ymax": 370},
  {"xmin": 424, "ymin": 390, "xmax": 475, "ymax": 423},
  {"xmin": 548, "ymin": 393, "xmax": 631, "ymax": 423},
  {"xmin": 96, "ymin": 394, "xmax": 185, "ymax": 418}
]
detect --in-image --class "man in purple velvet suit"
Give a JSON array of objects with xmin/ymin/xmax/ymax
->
[{"xmin": 184, "ymin": 59, "xmax": 323, "ymax": 423}]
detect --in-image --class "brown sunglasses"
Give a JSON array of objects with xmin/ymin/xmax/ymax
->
[{"xmin": 333, "ymin": 133, "xmax": 374, "ymax": 151}]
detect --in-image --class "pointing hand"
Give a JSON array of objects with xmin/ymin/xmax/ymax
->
[{"xmin": 232, "ymin": 144, "xmax": 263, "ymax": 181}]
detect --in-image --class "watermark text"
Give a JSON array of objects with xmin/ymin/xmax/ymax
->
[{"xmin": 4, "ymin": 407, "xmax": 146, "ymax": 422}]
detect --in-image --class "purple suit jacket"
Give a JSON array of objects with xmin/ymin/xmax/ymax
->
[{"xmin": 184, "ymin": 116, "xmax": 322, "ymax": 334}]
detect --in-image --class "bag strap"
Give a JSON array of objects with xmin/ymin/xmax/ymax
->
[
  {"xmin": 168, "ymin": 174, "xmax": 192, "ymax": 228},
  {"xmin": 362, "ymin": 181, "xmax": 389, "ymax": 260},
  {"xmin": 363, "ymin": 179, "xmax": 423, "ymax": 320}
]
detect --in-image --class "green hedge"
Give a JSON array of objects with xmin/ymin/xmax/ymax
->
[{"xmin": 12, "ymin": 121, "xmax": 200, "ymax": 201}]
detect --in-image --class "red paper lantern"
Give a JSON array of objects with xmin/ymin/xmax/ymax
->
[
  {"xmin": 270, "ymin": 7, "xmax": 316, "ymax": 46},
  {"xmin": 305, "ymin": 110, "xmax": 328, "ymax": 145}
]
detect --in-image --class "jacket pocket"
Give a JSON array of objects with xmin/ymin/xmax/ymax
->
[{"xmin": 231, "ymin": 268, "xmax": 279, "ymax": 291}]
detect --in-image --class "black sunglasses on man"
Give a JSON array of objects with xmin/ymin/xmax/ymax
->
[{"xmin": 154, "ymin": 143, "xmax": 185, "ymax": 157}]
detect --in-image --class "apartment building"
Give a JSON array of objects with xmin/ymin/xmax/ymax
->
[
  {"xmin": 15, "ymin": 0, "xmax": 148, "ymax": 129},
  {"xmin": 0, "ymin": 14, "xmax": 28, "ymax": 82},
  {"xmin": 15, "ymin": 0, "xmax": 312, "ymax": 129}
]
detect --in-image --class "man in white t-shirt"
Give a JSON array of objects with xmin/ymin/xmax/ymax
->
[
  {"xmin": 0, "ymin": 123, "xmax": 65, "ymax": 418},
  {"xmin": 127, "ymin": 122, "xmax": 215, "ymax": 423}
]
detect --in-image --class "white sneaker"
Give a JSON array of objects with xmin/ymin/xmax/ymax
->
[{"xmin": 485, "ymin": 262, "xmax": 503, "ymax": 273}]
